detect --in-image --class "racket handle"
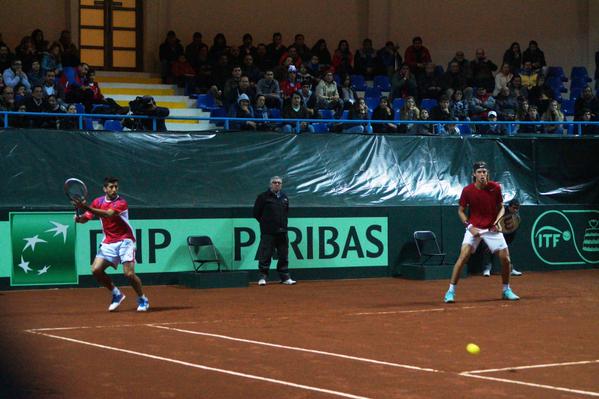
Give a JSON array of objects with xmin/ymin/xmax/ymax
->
[{"xmin": 76, "ymin": 208, "xmax": 83, "ymax": 218}]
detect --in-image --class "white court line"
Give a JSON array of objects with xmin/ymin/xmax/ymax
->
[
  {"xmin": 26, "ymin": 329, "xmax": 372, "ymax": 399},
  {"xmin": 460, "ymin": 372, "xmax": 599, "ymax": 397},
  {"xmin": 465, "ymin": 359, "xmax": 599, "ymax": 374},
  {"xmin": 148, "ymin": 324, "xmax": 441, "ymax": 373},
  {"xmin": 349, "ymin": 304, "xmax": 506, "ymax": 316}
]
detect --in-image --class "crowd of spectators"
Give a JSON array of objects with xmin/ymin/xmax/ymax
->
[{"xmin": 159, "ymin": 30, "xmax": 598, "ymax": 135}]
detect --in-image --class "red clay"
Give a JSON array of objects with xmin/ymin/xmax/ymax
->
[{"xmin": 1, "ymin": 269, "xmax": 598, "ymax": 398}]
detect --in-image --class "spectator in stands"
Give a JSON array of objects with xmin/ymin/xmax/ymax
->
[
  {"xmin": 280, "ymin": 65, "xmax": 302, "ymax": 103},
  {"xmin": 291, "ymin": 34, "xmax": 311, "ymax": 63},
  {"xmin": 159, "ymin": 31, "xmax": 184, "ymax": 84},
  {"xmin": 508, "ymin": 75, "xmax": 528, "ymax": 100},
  {"xmin": 43, "ymin": 94, "xmax": 65, "ymax": 129},
  {"xmin": 194, "ymin": 46, "xmax": 213, "ymax": 93},
  {"xmin": 0, "ymin": 74, "xmax": 4, "ymax": 93},
  {"xmin": 0, "ymin": 85, "xmax": 16, "ymax": 111},
  {"xmin": 185, "ymin": 32, "xmax": 207, "ymax": 69},
  {"xmin": 305, "ymin": 54, "xmax": 322, "ymax": 77},
  {"xmin": 27, "ymin": 59, "xmax": 44, "ymax": 88},
  {"xmin": 41, "ymin": 42, "xmax": 63, "ymax": 76},
  {"xmin": 519, "ymin": 60, "xmax": 538, "ymax": 90},
  {"xmin": 14, "ymin": 84, "xmax": 27, "ymax": 103},
  {"xmin": 339, "ymin": 74, "xmax": 358, "ymax": 110},
  {"xmin": 31, "ymin": 29, "xmax": 49, "ymax": 53},
  {"xmin": 478, "ymin": 110, "xmax": 506, "ymax": 135},
  {"xmin": 516, "ymin": 98, "xmax": 530, "ymax": 121},
  {"xmin": 15, "ymin": 36, "xmax": 37, "ymax": 72},
  {"xmin": 279, "ymin": 46, "xmax": 302, "ymax": 67},
  {"xmin": 222, "ymin": 65, "xmax": 243, "ymax": 108},
  {"xmin": 493, "ymin": 63, "xmax": 513, "ymax": 96},
  {"xmin": 354, "ymin": 38, "xmax": 377, "ymax": 79},
  {"xmin": 253, "ymin": 94, "xmax": 275, "ymax": 131},
  {"xmin": 238, "ymin": 33, "xmax": 257, "ymax": 58},
  {"xmin": 59, "ymin": 103, "xmax": 79, "ymax": 130},
  {"xmin": 450, "ymin": 89, "xmax": 469, "ymax": 121},
  {"xmin": 574, "ymin": 86, "xmax": 599, "ymax": 119},
  {"xmin": 230, "ymin": 93, "xmax": 256, "ymax": 130},
  {"xmin": 24, "ymin": 84, "xmax": 46, "ymax": 127},
  {"xmin": 3, "ymin": 59, "xmax": 31, "ymax": 91},
  {"xmin": 170, "ymin": 54, "xmax": 196, "ymax": 89},
  {"xmin": 503, "ymin": 42, "xmax": 522, "ymax": 74},
  {"xmin": 11, "ymin": 103, "xmax": 32, "ymax": 128},
  {"xmin": 210, "ymin": 54, "xmax": 231, "ymax": 98},
  {"xmin": 468, "ymin": 86, "xmax": 496, "ymax": 120},
  {"xmin": 62, "ymin": 62, "xmax": 93, "ymax": 107},
  {"xmin": 372, "ymin": 97, "xmax": 398, "ymax": 133},
  {"xmin": 208, "ymin": 33, "xmax": 228, "ymax": 65},
  {"xmin": 399, "ymin": 96, "xmax": 420, "ymax": 133},
  {"xmin": 542, "ymin": 99, "xmax": 564, "ymax": 134},
  {"xmin": 409, "ymin": 108, "xmax": 434, "ymax": 135},
  {"xmin": 430, "ymin": 94, "xmax": 454, "ymax": 122},
  {"xmin": 0, "ymin": 44, "xmax": 13, "ymax": 73},
  {"xmin": 42, "ymin": 70, "xmax": 65, "ymax": 101},
  {"xmin": 254, "ymin": 44, "xmax": 271, "ymax": 72},
  {"xmin": 297, "ymin": 64, "xmax": 314, "ymax": 86},
  {"xmin": 85, "ymin": 69, "xmax": 111, "ymax": 111},
  {"xmin": 310, "ymin": 39, "xmax": 331, "ymax": 70},
  {"xmin": 528, "ymin": 74, "xmax": 553, "ymax": 114},
  {"xmin": 241, "ymin": 54, "xmax": 262, "ymax": 83},
  {"xmin": 441, "ymin": 61, "xmax": 469, "ymax": 98},
  {"xmin": 500, "ymin": 108, "xmax": 518, "ymax": 135},
  {"xmin": 228, "ymin": 46, "xmax": 242, "ymax": 66},
  {"xmin": 576, "ymin": 108, "xmax": 599, "ymax": 135},
  {"xmin": 519, "ymin": 105, "xmax": 542, "ymax": 134},
  {"xmin": 404, "ymin": 36, "xmax": 431, "ymax": 80},
  {"xmin": 418, "ymin": 62, "xmax": 443, "ymax": 101},
  {"xmin": 390, "ymin": 64, "xmax": 418, "ymax": 100},
  {"xmin": 471, "ymin": 48, "xmax": 497, "ymax": 93},
  {"xmin": 377, "ymin": 41, "xmax": 402, "ymax": 77},
  {"xmin": 273, "ymin": 56, "xmax": 293, "ymax": 82},
  {"xmin": 226, "ymin": 74, "xmax": 255, "ymax": 112},
  {"xmin": 282, "ymin": 92, "xmax": 314, "ymax": 133},
  {"xmin": 256, "ymin": 70, "xmax": 282, "ymax": 109},
  {"xmin": 495, "ymin": 87, "xmax": 518, "ymax": 119},
  {"xmin": 343, "ymin": 97, "xmax": 372, "ymax": 134},
  {"xmin": 315, "ymin": 70, "xmax": 343, "ymax": 118},
  {"xmin": 522, "ymin": 40, "xmax": 546, "ymax": 73},
  {"xmin": 298, "ymin": 79, "xmax": 317, "ymax": 118},
  {"xmin": 266, "ymin": 33, "xmax": 287, "ymax": 68},
  {"xmin": 58, "ymin": 30, "xmax": 80, "ymax": 67},
  {"xmin": 332, "ymin": 40, "xmax": 353, "ymax": 77},
  {"xmin": 447, "ymin": 51, "xmax": 472, "ymax": 80}
]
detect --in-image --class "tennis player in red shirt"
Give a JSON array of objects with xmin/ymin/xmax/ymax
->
[
  {"xmin": 74, "ymin": 177, "xmax": 149, "ymax": 311},
  {"xmin": 444, "ymin": 161, "xmax": 519, "ymax": 303}
]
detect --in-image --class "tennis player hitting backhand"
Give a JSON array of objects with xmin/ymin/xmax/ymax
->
[
  {"xmin": 444, "ymin": 161, "xmax": 520, "ymax": 303},
  {"xmin": 73, "ymin": 177, "xmax": 149, "ymax": 312}
]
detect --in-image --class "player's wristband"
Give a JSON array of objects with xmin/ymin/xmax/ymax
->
[{"xmin": 463, "ymin": 220, "xmax": 470, "ymax": 227}]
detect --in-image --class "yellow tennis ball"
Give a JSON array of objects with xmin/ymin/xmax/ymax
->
[{"xmin": 466, "ymin": 343, "xmax": 480, "ymax": 355}]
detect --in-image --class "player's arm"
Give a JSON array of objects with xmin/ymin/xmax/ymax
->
[
  {"xmin": 73, "ymin": 198, "xmax": 117, "ymax": 218},
  {"xmin": 491, "ymin": 203, "xmax": 505, "ymax": 231},
  {"xmin": 459, "ymin": 205, "xmax": 481, "ymax": 237}
]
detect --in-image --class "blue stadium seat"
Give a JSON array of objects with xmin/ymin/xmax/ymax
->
[
  {"xmin": 91, "ymin": 103, "xmax": 111, "ymax": 113},
  {"xmin": 197, "ymin": 94, "xmax": 219, "ymax": 111},
  {"xmin": 365, "ymin": 97, "xmax": 379, "ymax": 111},
  {"xmin": 434, "ymin": 65, "xmax": 444, "ymax": 77},
  {"xmin": 457, "ymin": 124, "xmax": 471, "ymax": 135},
  {"xmin": 567, "ymin": 124, "xmax": 575, "ymax": 136},
  {"xmin": 63, "ymin": 66, "xmax": 77, "ymax": 84},
  {"xmin": 570, "ymin": 87, "xmax": 583, "ymax": 100},
  {"xmin": 420, "ymin": 98, "xmax": 438, "ymax": 111},
  {"xmin": 560, "ymin": 99, "xmax": 575, "ymax": 116},
  {"xmin": 268, "ymin": 108, "xmax": 281, "ymax": 119},
  {"xmin": 103, "ymin": 120, "xmax": 123, "ymax": 131},
  {"xmin": 571, "ymin": 66, "xmax": 590, "ymax": 80},
  {"xmin": 364, "ymin": 87, "xmax": 382, "ymax": 98},
  {"xmin": 74, "ymin": 103, "xmax": 85, "ymax": 114},
  {"xmin": 210, "ymin": 107, "xmax": 226, "ymax": 127},
  {"xmin": 312, "ymin": 123, "xmax": 329, "ymax": 133},
  {"xmin": 350, "ymin": 74, "xmax": 367, "ymax": 91},
  {"xmin": 341, "ymin": 110, "xmax": 349, "ymax": 120},
  {"xmin": 373, "ymin": 75, "xmax": 391, "ymax": 91},
  {"xmin": 83, "ymin": 118, "xmax": 94, "ymax": 130},
  {"xmin": 392, "ymin": 98, "xmax": 405, "ymax": 111},
  {"xmin": 319, "ymin": 109, "xmax": 335, "ymax": 120},
  {"xmin": 394, "ymin": 109, "xmax": 401, "ymax": 121},
  {"xmin": 547, "ymin": 66, "xmax": 568, "ymax": 82},
  {"xmin": 333, "ymin": 74, "xmax": 342, "ymax": 86},
  {"xmin": 570, "ymin": 76, "xmax": 591, "ymax": 89}
]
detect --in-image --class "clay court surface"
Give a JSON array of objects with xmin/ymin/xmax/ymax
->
[{"xmin": 1, "ymin": 269, "xmax": 598, "ymax": 399}]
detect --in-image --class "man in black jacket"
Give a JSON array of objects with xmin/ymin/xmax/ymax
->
[{"xmin": 253, "ymin": 176, "xmax": 296, "ymax": 286}]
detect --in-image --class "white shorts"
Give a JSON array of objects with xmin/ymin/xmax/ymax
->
[
  {"xmin": 462, "ymin": 229, "xmax": 508, "ymax": 254},
  {"xmin": 97, "ymin": 239, "xmax": 136, "ymax": 267}
]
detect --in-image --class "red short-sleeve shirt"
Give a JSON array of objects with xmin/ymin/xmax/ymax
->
[{"xmin": 459, "ymin": 181, "xmax": 503, "ymax": 229}]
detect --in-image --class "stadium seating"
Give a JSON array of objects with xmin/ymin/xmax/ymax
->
[
  {"xmin": 312, "ymin": 123, "xmax": 329, "ymax": 133},
  {"xmin": 350, "ymin": 74, "xmax": 367, "ymax": 91},
  {"xmin": 420, "ymin": 99, "xmax": 438, "ymax": 111},
  {"xmin": 547, "ymin": 66, "xmax": 568, "ymax": 82},
  {"xmin": 197, "ymin": 94, "xmax": 219, "ymax": 111},
  {"xmin": 103, "ymin": 120, "xmax": 123, "ymax": 131},
  {"xmin": 560, "ymin": 99, "xmax": 575, "ymax": 116},
  {"xmin": 374, "ymin": 75, "xmax": 391, "ymax": 91},
  {"xmin": 364, "ymin": 87, "xmax": 382, "ymax": 98},
  {"xmin": 365, "ymin": 97, "xmax": 379, "ymax": 111},
  {"xmin": 570, "ymin": 87, "xmax": 583, "ymax": 100},
  {"xmin": 392, "ymin": 98, "xmax": 405, "ymax": 110}
]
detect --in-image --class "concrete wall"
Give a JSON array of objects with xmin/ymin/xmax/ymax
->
[{"xmin": 0, "ymin": 0, "xmax": 596, "ymax": 75}]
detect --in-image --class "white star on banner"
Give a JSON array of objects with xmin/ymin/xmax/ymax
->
[
  {"xmin": 45, "ymin": 221, "xmax": 69, "ymax": 243},
  {"xmin": 17, "ymin": 256, "xmax": 33, "ymax": 273},
  {"xmin": 22, "ymin": 235, "xmax": 47, "ymax": 252},
  {"xmin": 37, "ymin": 265, "xmax": 51, "ymax": 275}
]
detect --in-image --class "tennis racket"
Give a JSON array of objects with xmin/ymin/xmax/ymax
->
[
  {"xmin": 63, "ymin": 178, "xmax": 88, "ymax": 217},
  {"xmin": 496, "ymin": 212, "xmax": 521, "ymax": 234}
]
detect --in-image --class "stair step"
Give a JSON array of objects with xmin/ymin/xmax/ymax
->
[
  {"xmin": 96, "ymin": 71, "xmax": 159, "ymax": 78},
  {"xmin": 102, "ymin": 87, "xmax": 178, "ymax": 96},
  {"xmin": 97, "ymin": 76, "xmax": 163, "ymax": 84}
]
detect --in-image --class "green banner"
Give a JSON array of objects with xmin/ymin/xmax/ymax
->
[
  {"xmin": 10, "ymin": 212, "xmax": 78, "ymax": 286},
  {"xmin": 531, "ymin": 210, "xmax": 599, "ymax": 266}
]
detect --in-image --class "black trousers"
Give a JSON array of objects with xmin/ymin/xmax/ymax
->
[{"xmin": 257, "ymin": 233, "xmax": 289, "ymax": 280}]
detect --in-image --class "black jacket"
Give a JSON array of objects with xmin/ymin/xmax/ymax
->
[{"xmin": 253, "ymin": 189, "xmax": 289, "ymax": 234}]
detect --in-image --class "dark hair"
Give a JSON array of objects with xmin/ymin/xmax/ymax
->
[
  {"xmin": 273, "ymin": 32, "xmax": 282, "ymax": 40},
  {"xmin": 529, "ymin": 40, "xmax": 538, "ymax": 46},
  {"xmin": 412, "ymin": 36, "xmax": 423, "ymax": 44},
  {"xmin": 243, "ymin": 33, "xmax": 252, "ymax": 41},
  {"xmin": 193, "ymin": 32, "xmax": 202, "ymax": 39},
  {"xmin": 508, "ymin": 198, "xmax": 520, "ymax": 207},
  {"xmin": 295, "ymin": 33, "xmax": 304, "ymax": 41},
  {"xmin": 103, "ymin": 177, "xmax": 119, "ymax": 187}
]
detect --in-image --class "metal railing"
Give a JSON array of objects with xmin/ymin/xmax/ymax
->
[{"xmin": 1, "ymin": 110, "xmax": 597, "ymax": 135}]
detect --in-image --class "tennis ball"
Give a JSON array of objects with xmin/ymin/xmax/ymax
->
[{"xmin": 466, "ymin": 343, "xmax": 480, "ymax": 355}]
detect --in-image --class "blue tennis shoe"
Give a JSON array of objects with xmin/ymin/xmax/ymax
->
[
  {"xmin": 137, "ymin": 296, "xmax": 150, "ymax": 312},
  {"xmin": 108, "ymin": 293, "xmax": 125, "ymax": 312},
  {"xmin": 444, "ymin": 290, "xmax": 455, "ymax": 303},
  {"xmin": 502, "ymin": 288, "xmax": 520, "ymax": 301}
]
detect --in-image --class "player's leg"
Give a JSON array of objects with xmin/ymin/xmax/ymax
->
[
  {"xmin": 257, "ymin": 234, "xmax": 274, "ymax": 285},
  {"xmin": 123, "ymin": 261, "xmax": 149, "ymax": 311},
  {"xmin": 275, "ymin": 233, "xmax": 295, "ymax": 284},
  {"xmin": 504, "ymin": 234, "xmax": 522, "ymax": 276},
  {"xmin": 444, "ymin": 230, "xmax": 479, "ymax": 303},
  {"xmin": 483, "ymin": 233, "xmax": 520, "ymax": 300},
  {"xmin": 92, "ymin": 256, "xmax": 126, "ymax": 311}
]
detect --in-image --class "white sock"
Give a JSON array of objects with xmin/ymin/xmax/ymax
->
[
  {"xmin": 140, "ymin": 295, "xmax": 147, "ymax": 300},
  {"xmin": 503, "ymin": 284, "xmax": 510, "ymax": 291},
  {"xmin": 448, "ymin": 283, "xmax": 456, "ymax": 293},
  {"xmin": 112, "ymin": 287, "xmax": 121, "ymax": 296}
]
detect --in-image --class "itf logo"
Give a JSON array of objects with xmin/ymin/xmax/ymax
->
[
  {"xmin": 531, "ymin": 210, "xmax": 599, "ymax": 266},
  {"xmin": 10, "ymin": 212, "xmax": 78, "ymax": 286}
]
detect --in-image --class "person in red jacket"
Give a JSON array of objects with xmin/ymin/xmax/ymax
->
[
  {"xmin": 443, "ymin": 161, "xmax": 520, "ymax": 303},
  {"xmin": 404, "ymin": 36, "xmax": 431, "ymax": 80}
]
